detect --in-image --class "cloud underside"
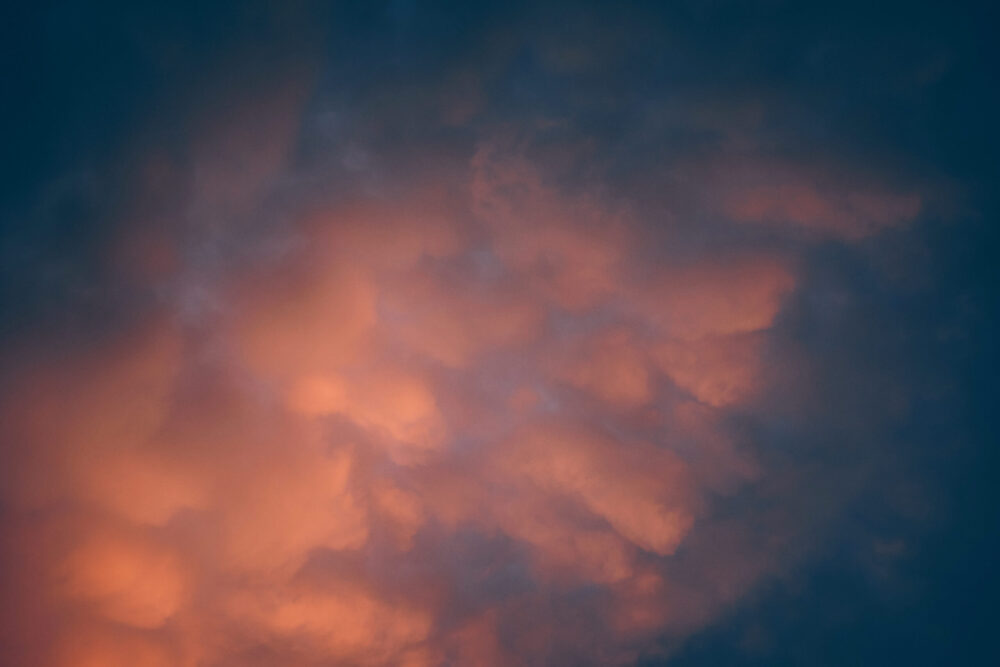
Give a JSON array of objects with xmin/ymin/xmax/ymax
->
[{"xmin": 0, "ymin": 64, "xmax": 926, "ymax": 667}]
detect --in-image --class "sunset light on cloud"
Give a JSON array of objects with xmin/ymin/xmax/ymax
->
[{"xmin": 1, "ymin": 2, "xmax": 997, "ymax": 666}]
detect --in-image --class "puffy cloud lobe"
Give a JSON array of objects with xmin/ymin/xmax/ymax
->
[
  {"xmin": 213, "ymin": 444, "xmax": 368, "ymax": 574},
  {"xmin": 652, "ymin": 333, "xmax": 766, "ymax": 408},
  {"xmin": 550, "ymin": 328, "xmax": 654, "ymax": 408},
  {"xmin": 693, "ymin": 156, "xmax": 923, "ymax": 239},
  {"xmin": 59, "ymin": 531, "xmax": 188, "ymax": 629},
  {"xmin": 226, "ymin": 583, "xmax": 433, "ymax": 663},
  {"xmin": 3, "ymin": 141, "xmax": 913, "ymax": 666},
  {"xmin": 636, "ymin": 256, "xmax": 796, "ymax": 342},
  {"xmin": 498, "ymin": 423, "xmax": 694, "ymax": 557}
]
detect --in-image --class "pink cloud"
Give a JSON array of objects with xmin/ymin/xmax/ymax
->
[
  {"xmin": 690, "ymin": 155, "xmax": 923, "ymax": 239},
  {"xmin": 0, "ymin": 145, "xmax": 808, "ymax": 665}
]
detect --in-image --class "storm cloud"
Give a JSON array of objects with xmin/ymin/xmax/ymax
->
[{"xmin": 1, "ymin": 2, "xmax": 997, "ymax": 665}]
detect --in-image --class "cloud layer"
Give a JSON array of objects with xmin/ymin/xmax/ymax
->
[
  {"xmin": 0, "ymin": 129, "xmax": 923, "ymax": 664},
  {"xmin": 1, "ymin": 2, "xmax": 994, "ymax": 665}
]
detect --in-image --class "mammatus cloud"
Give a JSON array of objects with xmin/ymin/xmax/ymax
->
[
  {"xmin": 0, "ymin": 37, "xmax": 944, "ymax": 659},
  {"xmin": 0, "ymin": 132, "xmax": 854, "ymax": 665},
  {"xmin": 3, "ymin": 1, "xmax": 994, "ymax": 664}
]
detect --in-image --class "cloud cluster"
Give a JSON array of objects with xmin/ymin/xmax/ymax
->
[
  {"xmin": 0, "ymin": 3, "xmax": 961, "ymax": 662},
  {"xmin": 0, "ymin": 128, "xmax": 856, "ymax": 664}
]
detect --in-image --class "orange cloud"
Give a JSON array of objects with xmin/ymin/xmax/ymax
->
[
  {"xmin": 698, "ymin": 156, "xmax": 923, "ymax": 238},
  {"xmin": 551, "ymin": 328, "xmax": 654, "ymax": 408},
  {"xmin": 0, "ymin": 144, "xmax": 807, "ymax": 665},
  {"xmin": 226, "ymin": 582, "xmax": 433, "ymax": 663},
  {"xmin": 653, "ymin": 332, "xmax": 766, "ymax": 407},
  {"xmin": 213, "ymin": 444, "xmax": 368, "ymax": 574},
  {"xmin": 499, "ymin": 423, "xmax": 694, "ymax": 556},
  {"xmin": 50, "ymin": 628, "xmax": 175, "ymax": 667},
  {"xmin": 232, "ymin": 261, "xmax": 378, "ymax": 382},
  {"xmin": 378, "ymin": 268, "xmax": 542, "ymax": 368},
  {"xmin": 636, "ymin": 254, "xmax": 796, "ymax": 341},
  {"xmin": 58, "ymin": 530, "xmax": 188, "ymax": 629}
]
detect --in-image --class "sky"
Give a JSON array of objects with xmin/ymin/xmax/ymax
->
[{"xmin": 0, "ymin": 1, "xmax": 998, "ymax": 665}]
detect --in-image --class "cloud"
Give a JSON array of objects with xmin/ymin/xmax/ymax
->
[
  {"xmin": 59, "ymin": 529, "xmax": 188, "ymax": 629},
  {"xmin": 0, "ymin": 140, "xmax": 808, "ymax": 664},
  {"xmin": 1, "ymin": 3, "xmax": 980, "ymax": 663},
  {"xmin": 692, "ymin": 155, "xmax": 923, "ymax": 239}
]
